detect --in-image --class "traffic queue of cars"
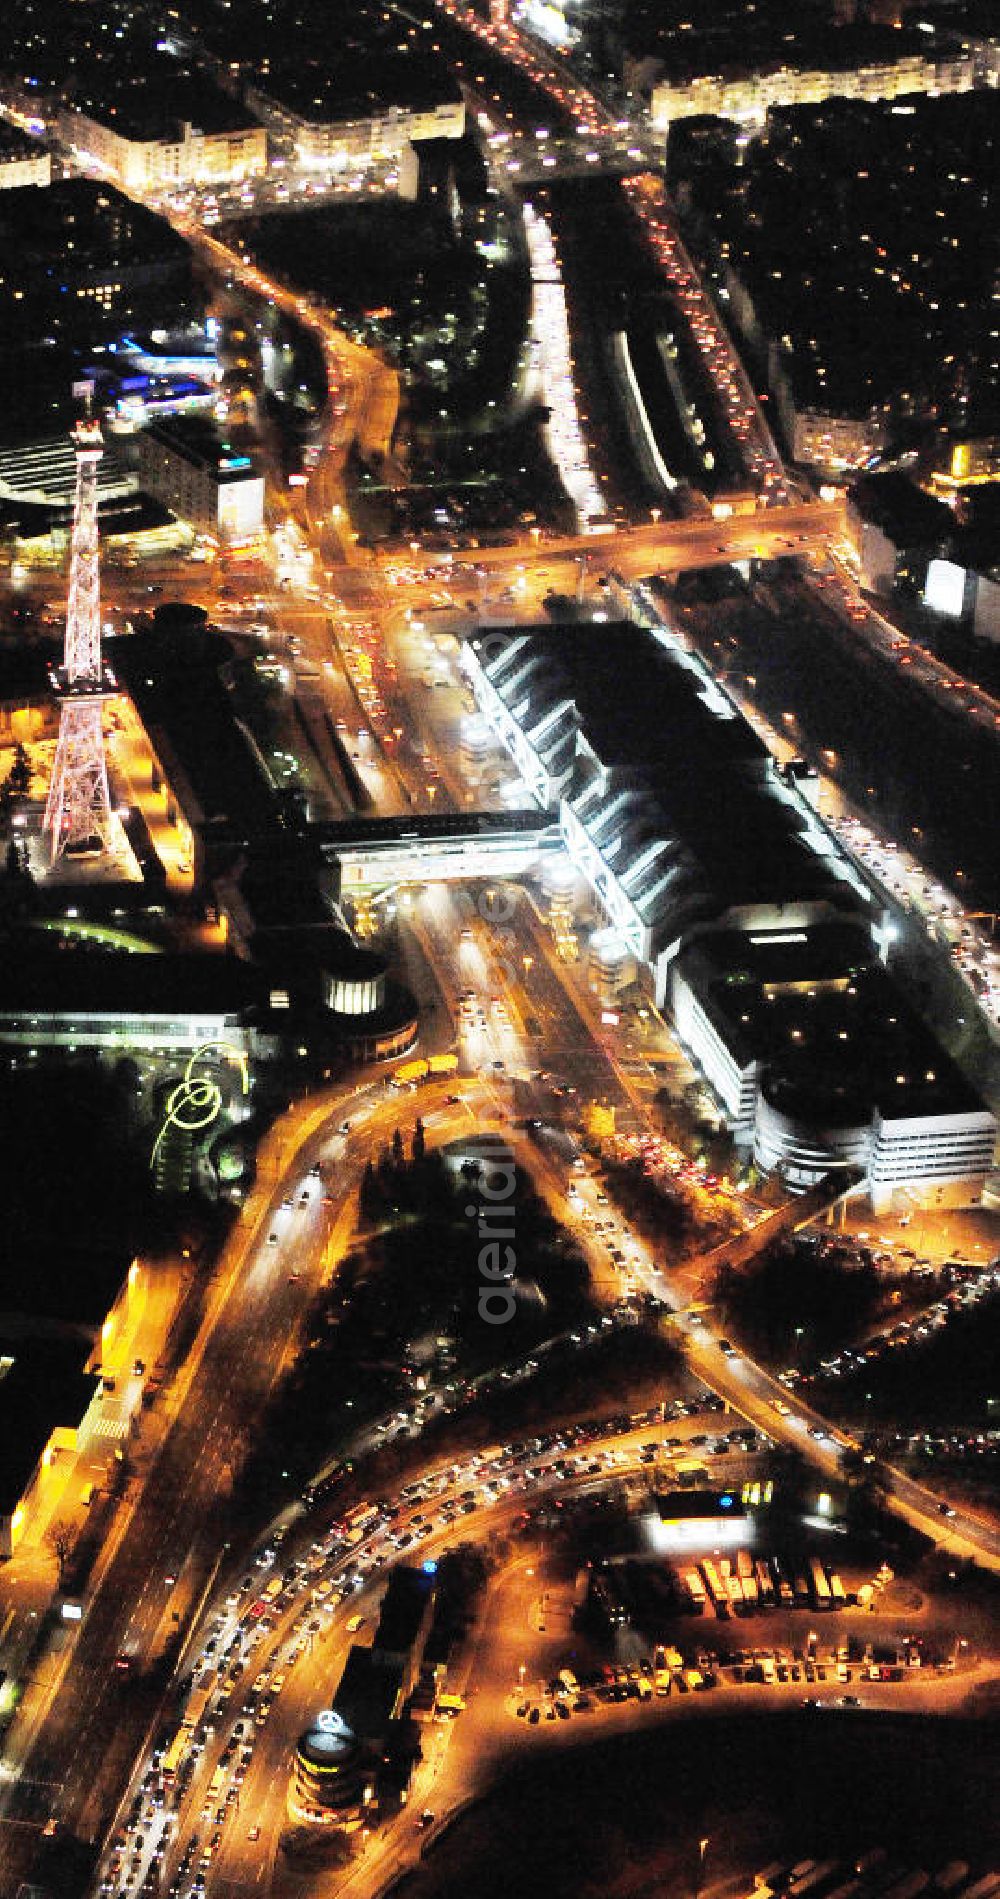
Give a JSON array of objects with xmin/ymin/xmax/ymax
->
[{"xmin": 93, "ymin": 1401, "xmax": 735, "ymax": 1899}]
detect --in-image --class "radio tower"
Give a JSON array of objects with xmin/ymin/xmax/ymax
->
[{"xmin": 43, "ymin": 417, "xmax": 115, "ymax": 862}]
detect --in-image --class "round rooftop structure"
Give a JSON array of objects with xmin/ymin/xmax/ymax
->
[
  {"xmin": 319, "ymin": 940, "xmax": 388, "ymax": 1019},
  {"xmin": 297, "ymin": 1709, "xmax": 359, "ymax": 1772},
  {"xmin": 293, "ymin": 1708, "xmax": 368, "ymax": 1818},
  {"xmin": 540, "ymin": 850, "xmax": 575, "ymax": 899}
]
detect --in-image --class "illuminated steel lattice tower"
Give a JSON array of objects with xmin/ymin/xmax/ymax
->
[{"xmin": 44, "ymin": 420, "xmax": 114, "ymax": 861}]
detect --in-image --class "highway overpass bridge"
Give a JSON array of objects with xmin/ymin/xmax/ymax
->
[
  {"xmin": 315, "ymin": 808, "xmax": 559, "ymax": 894},
  {"xmin": 437, "ymin": 497, "xmax": 844, "ymax": 576}
]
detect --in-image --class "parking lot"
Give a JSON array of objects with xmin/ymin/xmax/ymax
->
[{"xmin": 505, "ymin": 1624, "xmax": 983, "ymax": 1739}]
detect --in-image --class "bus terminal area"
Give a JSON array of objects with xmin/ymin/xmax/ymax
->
[{"xmin": 490, "ymin": 1486, "xmax": 998, "ymax": 1736}]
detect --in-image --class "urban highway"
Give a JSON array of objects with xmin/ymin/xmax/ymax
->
[
  {"xmin": 9, "ymin": 18, "xmax": 999, "ymax": 1899},
  {"xmin": 87, "ymin": 1262, "xmax": 999, "ymax": 1899},
  {"xmin": 0, "ymin": 1078, "xmax": 518, "ymax": 1898},
  {"xmin": 93, "ymin": 1415, "xmax": 768, "ymax": 1899}
]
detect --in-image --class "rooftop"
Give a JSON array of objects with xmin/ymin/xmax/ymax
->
[
  {"xmin": 65, "ymin": 65, "xmax": 261, "ymax": 146},
  {"xmin": 332, "ymin": 1644, "xmax": 405, "ymax": 1742},
  {"xmin": 0, "ymin": 122, "xmax": 48, "ymax": 162},
  {"xmin": 0, "ymin": 937, "xmax": 272, "ymax": 1023},
  {"xmin": 140, "ymin": 418, "xmax": 258, "ymax": 483},
  {"xmin": 470, "ymin": 623, "xmax": 859, "ymax": 948},
  {"xmin": 0, "ymin": 1335, "xmax": 98, "ymax": 1515},
  {"xmin": 187, "ymin": 0, "xmax": 461, "ymax": 127},
  {"xmin": 112, "ymin": 622, "xmax": 282, "ymax": 846},
  {"xmin": 249, "ymin": 46, "xmax": 461, "ymax": 125},
  {"xmin": 675, "ymin": 925, "xmax": 986, "ymax": 1128},
  {"xmin": 655, "ymin": 1488, "xmax": 750, "ymax": 1521},
  {"xmin": 373, "ymin": 1564, "xmax": 436, "ymax": 1658},
  {"xmin": 848, "ymin": 473, "xmax": 953, "ymax": 548},
  {"xmin": 644, "ymin": 20, "xmax": 964, "ymax": 85},
  {"xmin": 0, "ymin": 177, "xmax": 190, "ymax": 271},
  {"xmin": 0, "ymin": 1223, "xmax": 131, "ymax": 1334}
]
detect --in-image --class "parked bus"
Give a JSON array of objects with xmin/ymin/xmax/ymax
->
[
  {"xmin": 393, "ymin": 1059, "xmax": 429, "ymax": 1088},
  {"xmin": 682, "ymin": 1567, "xmax": 707, "ymax": 1615},
  {"xmin": 725, "ymin": 1572, "xmax": 745, "ymax": 1616},
  {"xmin": 736, "ymin": 1550, "xmax": 758, "ymax": 1611},
  {"xmin": 393, "ymin": 1054, "xmax": 458, "ymax": 1087},
  {"xmin": 207, "ymin": 1762, "xmax": 228, "ymax": 1807},
  {"xmin": 789, "ymin": 1864, "xmax": 839, "ymax": 1898},
  {"xmin": 808, "ymin": 1558, "xmax": 832, "ymax": 1610},
  {"xmin": 755, "ymin": 1559, "xmax": 776, "ymax": 1607},
  {"xmin": 701, "ymin": 1562, "xmax": 729, "ymax": 1618},
  {"xmin": 828, "ymin": 1571, "xmax": 847, "ymax": 1607}
]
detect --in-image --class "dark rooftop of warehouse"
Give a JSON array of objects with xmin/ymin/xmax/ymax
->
[
  {"xmin": 113, "ymin": 624, "xmax": 281, "ymax": 842},
  {"xmin": 0, "ymin": 940, "xmax": 271, "ymax": 1021},
  {"xmin": 675, "ymin": 925, "xmax": 988, "ymax": 1127},
  {"xmin": 475, "ymin": 623, "xmax": 855, "ymax": 918},
  {"xmin": 0, "ymin": 1336, "xmax": 98, "ymax": 1515}
]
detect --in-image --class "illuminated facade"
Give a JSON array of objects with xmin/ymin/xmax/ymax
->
[
  {"xmin": 0, "ymin": 137, "xmax": 51, "ymax": 190},
  {"xmin": 651, "ymin": 46, "xmax": 979, "ymax": 133},
  {"xmin": 135, "ymin": 420, "xmax": 264, "ymax": 542},
  {"xmin": 780, "ymin": 401, "xmax": 887, "ymax": 476},
  {"xmin": 58, "ymin": 108, "xmax": 266, "ymax": 193},
  {"xmin": 292, "ymin": 1711, "xmax": 371, "ymax": 1824},
  {"xmin": 0, "ymin": 1258, "xmax": 147, "ymax": 1559},
  {"xmin": 245, "ymin": 86, "xmax": 463, "ymax": 169}
]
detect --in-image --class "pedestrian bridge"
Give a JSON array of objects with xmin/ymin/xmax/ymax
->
[{"xmin": 315, "ymin": 809, "xmax": 560, "ymax": 893}]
